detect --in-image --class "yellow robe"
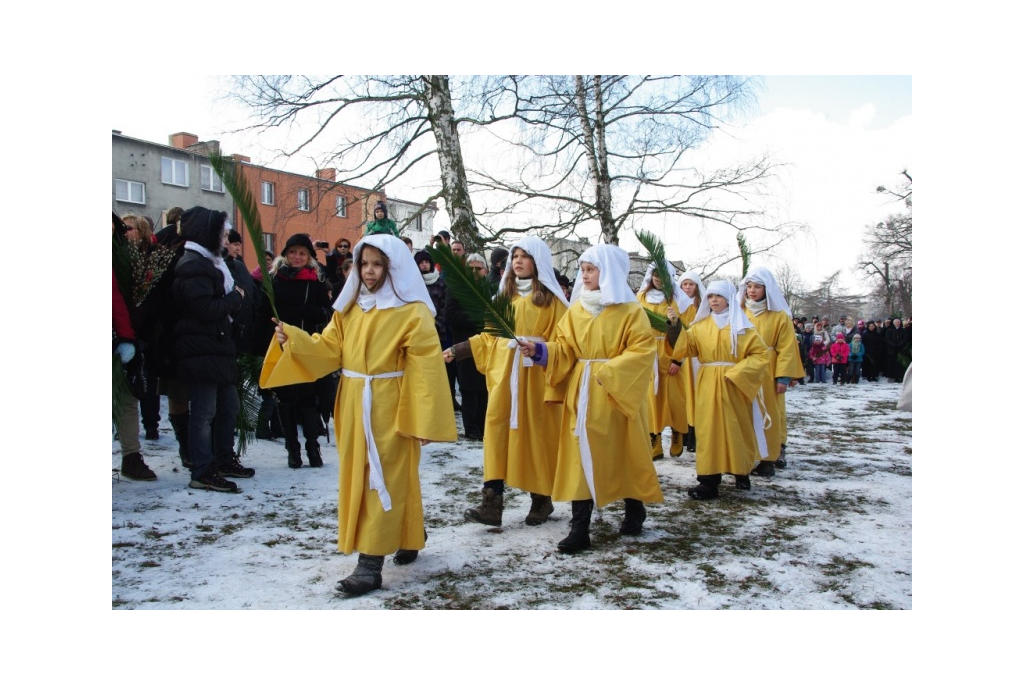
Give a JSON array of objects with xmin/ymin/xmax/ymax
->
[
  {"xmin": 744, "ymin": 307, "xmax": 806, "ymax": 459},
  {"xmin": 260, "ymin": 303, "xmax": 457, "ymax": 556},
  {"xmin": 545, "ymin": 301, "xmax": 664, "ymax": 508},
  {"xmin": 680, "ymin": 304, "xmax": 699, "ymax": 427},
  {"xmin": 469, "ymin": 294, "xmax": 568, "ymax": 494},
  {"xmin": 637, "ymin": 292, "xmax": 687, "ymax": 434},
  {"xmin": 668, "ymin": 316, "xmax": 768, "ymax": 477}
]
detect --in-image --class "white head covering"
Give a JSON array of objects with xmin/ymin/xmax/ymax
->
[
  {"xmin": 694, "ymin": 279, "xmax": 754, "ymax": 357},
  {"xmin": 738, "ymin": 266, "xmax": 793, "ymax": 319},
  {"xmin": 639, "ymin": 260, "xmax": 687, "ymax": 307},
  {"xmin": 498, "ymin": 235, "xmax": 570, "ymax": 308},
  {"xmin": 333, "ymin": 234, "xmax": 436, "ymax": 317},
  {"xmin": 675, "ymin": 270, "xmax": 706, "ymax": 310},
  {"xmin": 570, "ymin": 244, "xmax": 635, "ymax": 305}
]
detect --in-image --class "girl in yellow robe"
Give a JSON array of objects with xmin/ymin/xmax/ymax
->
[
  {"xmin": 675, "ymin": 271, "xmax": 705, "ymax": 453},
  {"xmin": 444, "ymin": 236, "xmax": 569, "ymax": 527},
  {"xmin": 739, "ymin": 267, "xmax": 806, "ymax": 477},
  {"xmin": 636, "ymin": 261, "xmax": 689, "ymax": 459},
  {"xmin": 519, "ymin": 244, "xmax": 663, "ymax": 553},
  {"xmin": 261, "ymin": 234, "xmax": 457, "ymax": 596},
  {"xmin": 667, "ymin": 280, "xmax": 768, "ymax": 500}
]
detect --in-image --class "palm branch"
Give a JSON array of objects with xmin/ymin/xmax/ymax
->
[
  {"xmin": 737, "ymin": 231, "xmax": 752, "ymax": 278},
  {"xmin": 234, "ymin": 353, "xmax": 266, "ymax": 456},
  {"xmin": 427, "ymin": 243, "xmax": 517, "ymax": 339},
  {"xmin": 207, "ymin": 150, "xmax": 279, "ymax": 321},
  {"xmin": 645, "ymin": 309, "xmax": 668, "ymax": 333},
  {"xmin": 635, "ymin": 229, "xmax": 675, "ymax": 303},
  {"xmin": 112, "ymin": 357, "xmax": 132, "ymax": 423}
]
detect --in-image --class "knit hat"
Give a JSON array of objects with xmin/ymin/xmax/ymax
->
[
  {"xmin": 228, "ymin": 229, "xmax": 243, "ymax": 244},
  {"xmin": 282, "ymin": 233, "xmax": 315, "ymax": 258},
  {"xmin": 373, "ymin": 201, "xmax": 388, "ymax": 219},
  {"xmin": 835, "ymin": 332, "xmax": 845, "ymax": 341},
  {"xmin": 413, "ymin": 249, "xmax": 434, "ymax": 270}
]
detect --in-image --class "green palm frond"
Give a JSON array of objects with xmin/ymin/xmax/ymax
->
[
  {"xmin": 645, "ymin": 309, "xmax": 668, "ymax": 333},
  {"xmin": 737, "ymin": 231, "xmax": 751, "ymax": 277},
  {"xmin": 234, "ymin": 353, "xmax": 265, "ymax": 456},
  {"xmin": 113, "ymin": 358, "xmax": 132, "ymax": 423},
  {"xmin": 428, "ymin": 243, "xmax": 517, "ymax": 339},
  {"xmin": 635, "ymin": 229, "xmax": 675, "ymax": 304},
  {"xmin": 207, "ymin": 150, "xmax": 279, "ymax": 321}
]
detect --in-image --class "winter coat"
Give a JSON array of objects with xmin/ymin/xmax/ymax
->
[
  {"xmin": 848, "ymin": 340, "xmax": 865, "ymax": 363},
  {"xmin": 809, "ymin": 337, "xmax": 830, "ymax": 365},
  {"xmin": 422, "ymin": 274, "xmax": 447, "ymax": 339},
  {"xmin": 226, "ymin": 255, "xmax": 259, "ymax": 354},
  {"xmin": 365, "ymin": 218, "xmax": 399, "ymax": 237},
  {"xmin": 257, "ymin": 265, "xmax": 332, "ymax": 351},
  {"xmin": 173, "ymin": 250, "xmax": 243, "ymax": 386},
  {"xmin": 830, "ymin": 340, "xmax": 850, "ymax": 364},
  {"xmin": 172, "ymin": 207, "xmax": 243, "ymax": 386}
]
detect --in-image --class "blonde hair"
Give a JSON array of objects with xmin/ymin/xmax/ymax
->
[{"xmin": 121, "ymin": 214, "xmax": 153, "ymax": 245}]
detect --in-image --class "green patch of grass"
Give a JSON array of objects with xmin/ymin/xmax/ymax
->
[{"xmin": 140, "ymin": 560, "xmax": 161, "ymax": 568}]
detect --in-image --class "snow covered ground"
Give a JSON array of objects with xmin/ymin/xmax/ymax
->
[{"xmin": 112, "ymin": 379, "xmax": 911, "ymax": 610}]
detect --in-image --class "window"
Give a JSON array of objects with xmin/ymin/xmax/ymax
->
[
  {"xmin": 335, "ymin": 195, "xmax": 347, "ymax": 218},
  {"xmin": 261, "ymin": 181, "xmax": 275, "ymax": 205},
  {"xmin": 298, "ymin": 189, "xmax": 310, "ymax": 212},
  {"xmin": 262, "ymin": 233, "xmax": 275, "ymax": 253},
  {"xmin": 115, "ymin": 179, "xmax": 145, "ymax": 204},
  {"xmin": 200, "ymin": 165, "xmax": 224, "ymax": 193},
  {"xmin": 161, "ymin": 157, "xmax": 188, "ymax": 186}
]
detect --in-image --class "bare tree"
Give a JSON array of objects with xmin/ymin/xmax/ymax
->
[
  {"xmin": 470, "ymin": 75, "xmax": 794, "ymax": 252},
  {"xmin": 858, "ymin": 170, "xmax": 912, "ymax": 317},
  {"xmin": 228, "ymin": 75, "xmax": 498, "ymax": 251}
]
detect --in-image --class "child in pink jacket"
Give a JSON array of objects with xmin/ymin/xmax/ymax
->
[
  {"xmin": 809, "ymin": 334, "xmax": 830, "ymax": 383},
  {"xmin": 830, "ymin": 332, "xmax": 850, "ymax": 385}
]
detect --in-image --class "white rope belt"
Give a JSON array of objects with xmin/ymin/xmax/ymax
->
[
  {"xmin": 506, "ymin": 336, "xmax": 545, "ymax": 429},
  {"xmin": 575, "ymin": 358, "xmax": 610, "ymax": 503},
  {"xmin": 653, "ymin": 336, "xmax": 665, "ymax": 395},
  {"xmin": 341, "ymin": 368, "xmax": 405, "ymax": 512},
  {"xmin": 703, "ymin": 361, "xmax": 771, "ymax": 457}
]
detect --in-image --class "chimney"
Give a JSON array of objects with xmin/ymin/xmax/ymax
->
[
  {"xmin": 169, "ymin": 132, "xmax": 199, "ymax": 149},
  {"xmin": 232, "ymin": 154, "xmax": 251, "ymax": 164},
  {"xmin": 189, "ymin": 140, "xmax": 221, "ymax": 156},
  {"xmin": 317, "ymin": 168, "xmax": 336, "ymax": 182}
]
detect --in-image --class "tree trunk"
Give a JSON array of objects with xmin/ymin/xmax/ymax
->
[
  {"xmin": 423, "ymin": 75, "xmax": 480, "ymax": 250},
  {"xmin": 575, "ymin": 76, "xmax": 618, "ymax": 244}
]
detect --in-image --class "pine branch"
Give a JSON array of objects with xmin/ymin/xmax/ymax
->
[
  {"xmin": 427, "ymin": 243, "xmax": 517, "ymax": 339},
  {"xmin": 635, "ymin": 229, "xmax": 675, "ymax": 303},
  {"xmin": 207, "ymin": 150, "xmax": 279, "ymax": 321}
]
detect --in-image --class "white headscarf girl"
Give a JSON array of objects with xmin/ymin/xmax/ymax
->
[
  {"xmin": 693, "ymin": 280, "xmax": 754, "ymax": 357},
  {"xmin": 498, "ymin": 235, "xmax": 571, "ymax": 309},
  {"xmin": 638, "ymin": 260, "xmax": 687, "ymax": 307},
  {"xmin": 570, "ymin": 244, "xmax": 635, "ymax": 316},
  {"xmin": 675, "ymin": 269, "xmax": 706, "ymax": 311},
  {"xmin": 737, "ymin": 266, "xmax": 793, "ymax": 319},
  {"xmin": 333, "ymin": 234, "xmax": 436, "ymax": 316}
]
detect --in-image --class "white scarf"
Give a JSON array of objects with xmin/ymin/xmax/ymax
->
[
  {"xmin": 515, "ymin": 277, "xmax": 533, "ymax": 298},
  {"xmin": 579, "ymin": 289, "xmax": 605, "ymax": 317},
  {"xmin": 745, "ymin": 298, "xmax": 768, "ymax": 316},
  {"xmin": 645, "ymin": 289, "xmax": 666, "ymax": 305},
  {"xmin": 712, "ymin": 310, "xmax": 731, "ymax": 329},
  {"xmin": 357, "ymin": 285, "xmax": 377, "ymax": 312},
  {"xmin": 185, "ymin": 241, "xmax": 234, "ymax": 293},
  {"xmin": 422, "ymin": 270, "xmax": 440, "ymax": 286}
]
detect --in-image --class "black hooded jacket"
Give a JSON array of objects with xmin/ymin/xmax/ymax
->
[{"xmin": 172, "ymin": 207, "xmax": 243, "ymax": 385}]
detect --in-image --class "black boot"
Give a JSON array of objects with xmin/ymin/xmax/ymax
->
[
  {"xmin": 120, "ymin": 453, "xmax": 157, "ymax": 481},
  {"xmin": 619, "ymin": 498, "xmax": 647, "ymax": 535},
  {"xmin": 688, "ymin": 474, "xmax": 721, "ymax": 500},
  {"xmin": 735, "ymin": 474, "xmax": 751, "ymax": 490},
  {"xmin": 685, "ymin": 425, "xmax": 697, "ymax": 453},
  {"xmin": 557, "ymin": 499, "xmax": 593, "ymax": 553},
  {"xmin": 776, "ymin": 444, "xmax": 787, "ymax": 469},
  {"xmin": 336, "ymin": 554, "xmax": 384, "ymax": 596},
  {"xmin": 169, "ymin": 412, "xmax": 190, "ymax": 468},
  {"xmin": 280, "ymin": 402, "xmax": 303, "ymax": 468},
  {"xmin": 751, "ymin": 460, "xmax": 776, "ymax": 477},
  {"xmin": 300, "ymin": 406, "xmax": 323, "ymax": 466},
  {"xmin": 394, "ymin": 529, "xmax": 427, "ymax": 566}
]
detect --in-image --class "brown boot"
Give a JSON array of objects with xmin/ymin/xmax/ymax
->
[
  {"xmin": 464, "ymin": 487, "xmax": 503, "ymax": 526},
  {"xmin": 524, "ymin": 493, "xmax": 554, "ymax": 526},
  {"xmin": 121, "ymin": 453, "xmax": 156, "ymax": 481}
]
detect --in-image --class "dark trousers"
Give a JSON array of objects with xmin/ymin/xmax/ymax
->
[
  {"xmin": 188, "ymin": 382, "xmax": 239, "ymax": 479},
  {"xmin": 832, "ymin": 363, "xmax": 848, "ymax": 384},
  {"xmin": 455, "ymin": 356, "xmax": 488, "ymax": 437}
]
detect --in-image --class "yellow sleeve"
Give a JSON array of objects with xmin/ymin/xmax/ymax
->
[
  {"xmin": 468, "ymin": 332, "xmax": 497, "ymax": 376},
  {"xmin": 774, "ymin": 318, "xmax": 806, "ymax": 379},
  {"xmin": 725, "ymin": 329, "xmax": 769, "ymax": 402},
  {"xmin": 396, "ymin": 305, "xmax": 459, "ymax": 442},
  {"xmin": 259, "ymin": 315, "xmax": 343, "ymax": 389},
  {"xmin": 594, "ymin": 305, "xmax": 656, "ymax": 418}
]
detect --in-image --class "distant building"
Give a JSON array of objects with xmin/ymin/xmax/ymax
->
[{"xmin": 387, "ymin": 197, "xmax": 438, "ymax": 249}]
